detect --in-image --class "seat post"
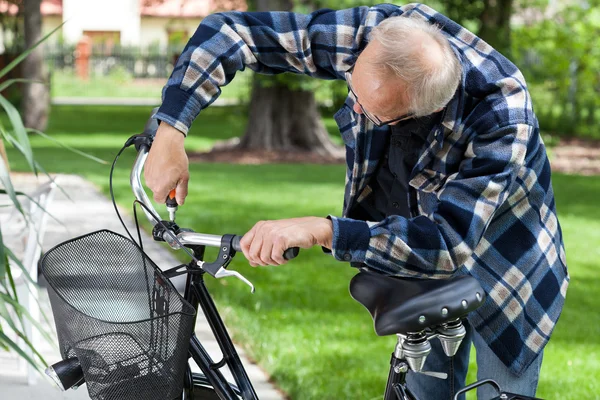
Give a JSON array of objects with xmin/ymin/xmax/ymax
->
[{"xmin": 383, "ymin": 335, "xmax": 417, "ymax": 400}]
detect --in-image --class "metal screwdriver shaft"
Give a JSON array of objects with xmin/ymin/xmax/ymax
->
[{"xmin": 166, "ymin": 189, "xmax": 178, "ymax": 222}]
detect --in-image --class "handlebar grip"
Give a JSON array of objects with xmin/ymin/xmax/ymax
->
[
  {"xmin": 143, "ymin": 107, "xmax": 160, "ymax": 137},
  {"xmin": 232, "ymin": 236, "xmax": 300, "ymax": 261}
]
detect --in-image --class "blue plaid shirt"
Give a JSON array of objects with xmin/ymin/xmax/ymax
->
[{"xmin": 156, "ymin": 3, "xmax": 569, "ymax": 375}]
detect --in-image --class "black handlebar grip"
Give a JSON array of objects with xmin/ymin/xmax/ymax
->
[
  {"xmin": 231, "ymin": 236, "xmax": 300, "ymax": 261},
  {"xmin": 143, "ymin": 107, "xmax": 160, "ymax": 137}
]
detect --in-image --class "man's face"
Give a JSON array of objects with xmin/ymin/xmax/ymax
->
[{"xmin": 349, "ymin": 39, "xmax": 412, "ymax": 126}]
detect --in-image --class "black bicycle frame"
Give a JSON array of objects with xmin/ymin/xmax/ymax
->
[
  {"xmin": 182, "ymin": 245, "xmax": 258, "ymax": 400},
  {"xmin": 172, "ymin": 245, "xmax": 541, "ymax": 400},
  {"xmin": 383, "ymin": 355, "xmax": 419, "ymax": 400}
]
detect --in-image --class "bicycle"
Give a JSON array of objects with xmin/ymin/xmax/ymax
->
[{"xmin": 41, "ymin": 112, "xmax": 543, "ymax": 400}]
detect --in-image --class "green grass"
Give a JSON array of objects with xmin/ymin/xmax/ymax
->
[
  {"xmin": 4, "ymin": 105, "xmax": 599, "ymax": 399},
  {"xmin": 50, "ymin": 70, "xmax": 252, "ymax": 101}
]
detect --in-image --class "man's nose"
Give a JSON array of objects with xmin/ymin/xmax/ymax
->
[{"xmin": 352, "ymin": 102, "xmax": 363, "ymax": 114}]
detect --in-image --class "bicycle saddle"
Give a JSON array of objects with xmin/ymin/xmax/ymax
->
[{"xmin": 349, "ymin": 270, "xmax": 485, "ymax": 335}]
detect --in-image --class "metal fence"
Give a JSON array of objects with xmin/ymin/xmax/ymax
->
[{"xmin": 44, "ymin": 43, "xmax": 183, "ymax": 79}]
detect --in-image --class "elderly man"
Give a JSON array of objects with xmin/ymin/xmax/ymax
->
[{"xmin": 145, "ymin": 3, "xmax": 568, "ymax": 398}]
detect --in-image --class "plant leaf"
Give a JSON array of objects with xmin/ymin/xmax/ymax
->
[
  {"xmin": 0, "ymin": 78, "xmax": 42, "ymax": 93},
  {"xmin": 1, "ymin": 129, "xmax": 72, "ymax": 204},
  {"xmin": 0, "ymin": 23, "xmax": 64, "ymax": 79},
  {"xmin": 0, "ymin": 144, "xmax": 25, "ymax": 216},
  {"xmin": 0, "ymin": 292, "xmax": 56, "ymax": 348},
  {"xmin": 4, "ymin": 247, "xmax": 37, "ymax": 286},
  {"xmin": 0, "ymin": 272, "xmax": 51, "ymax": 365},
  {"xmin": 0, "ymin": 293, "xmax": 25, "ymax": 336},
  {"xmin": 0, "ymin": 232, "xmax": 6, "ymax": 283},
  {"xmin": 0, "ymin": 330, "xmax": 44, "ymax": 371},
  {"xmin": 33, "ymin": 161, "xmax": 72, "ymax": 203},
  {"xmin": 0, "ymin": 94, "xmax": 35, "ymax": 171},
  {"xmin": 28, "ymin": 128, "xmax": 108, "ymax": 164}
]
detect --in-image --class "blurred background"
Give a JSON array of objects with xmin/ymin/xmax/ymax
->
[{"xmin": 0, "ymin": 0, "xmax": 598, "ymax": 399}]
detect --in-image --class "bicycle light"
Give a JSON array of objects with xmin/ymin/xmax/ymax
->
[{"xmin": 45, "ymin": 357, "xmax": 85, "ymax": 391}]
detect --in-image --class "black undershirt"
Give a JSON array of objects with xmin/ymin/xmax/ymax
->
[{"xmin": 355, "ymin": 113, "xmax": 440, "ymax": 221}]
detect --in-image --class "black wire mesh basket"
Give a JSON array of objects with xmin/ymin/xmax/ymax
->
[{"xmin": 41, "ymin": 230, "xmax": 196, "ymax": 400}]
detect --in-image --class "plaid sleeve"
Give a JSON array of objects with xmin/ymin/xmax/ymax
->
[
  {"xmin": 330, "ymin": 123, "xmax": 531, "ymax": 278},
  {"xmin": 155, "ymin": 6, "xmax": 400, "ymax": 134}
]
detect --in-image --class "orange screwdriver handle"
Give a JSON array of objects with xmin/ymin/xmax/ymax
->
[{"xmin": 166, "ymin": 189, "xmax": 178, "ymax": 207}]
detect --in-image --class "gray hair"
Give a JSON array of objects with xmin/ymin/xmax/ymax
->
[{"xmin": 370, "ymin": 16, "xmax": 462, "ymax": 117}]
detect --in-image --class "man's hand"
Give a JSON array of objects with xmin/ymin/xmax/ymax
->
[
  {"xmin": 145, "ymin": 123, "xmax": 189, "ymax": 205},
  {"xmin": 240, "ymin": 217, "xmax": 333, "ymax": 266}
]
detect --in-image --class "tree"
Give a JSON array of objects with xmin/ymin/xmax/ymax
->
[
  {"xmin": 222, "ymin": 0, "xmax": 343, "ymax": 159},
  {"xmin": 21, "ymin": 0, "xmax": 49, "ymax": 131},
  {"xmin": 478, "ymin": 0, "xmax": 513, "ymax": 56},
  {"xmin": 443, "ymin": 0, "xmax": 514, "ymax": 57}
]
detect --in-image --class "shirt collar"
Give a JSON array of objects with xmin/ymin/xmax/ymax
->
[
  {"xmin": 440, "ymin": 46, "xmax": 466, "ymax": 135},
  {"xmin": 440, "ymin": 83, "xmax": 463, "ymax": 134}
]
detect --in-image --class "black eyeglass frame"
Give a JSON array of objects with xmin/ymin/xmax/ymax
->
[{"xmin": 345, "ymin": 66, "xmax": 415, "ymax": 127}]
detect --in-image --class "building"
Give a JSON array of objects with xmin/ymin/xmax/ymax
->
[{"xmin": 0, "ymin": 0, "xmax": 246, "ymax": 50}]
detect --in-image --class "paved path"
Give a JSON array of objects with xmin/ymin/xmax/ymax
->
[{"xmin": 0, "ymin": 173, "xmax": 284, "ymax": 400}]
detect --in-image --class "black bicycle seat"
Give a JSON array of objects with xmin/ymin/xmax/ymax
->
[{"xmin": 349, "ymin": 270, "xmax": 485, "ymax": 335}]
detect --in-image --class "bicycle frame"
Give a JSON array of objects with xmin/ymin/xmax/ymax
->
[{"xmin": 180, "ymin": 245, "xmax": 257, "ymax": 400}]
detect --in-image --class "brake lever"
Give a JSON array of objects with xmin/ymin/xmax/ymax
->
[
  {"xmin": 195, "ymin": 262, "xmax": 255, "ymax": 293},
  {"xmin": 212, "ymin": 264, "xmax": 255, "ymax": 293},
  {"xmin": 197, "ymin": 234, "xmax": 256, "ymax": 293}
]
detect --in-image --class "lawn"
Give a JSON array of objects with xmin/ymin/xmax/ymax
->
[
  {"xmin": 4, "ymin": 105, "xmax": 599, "ymax": 399},
  {"xmin": 50, "ymin": 70, "xmax": 252, "ymax": 101}
]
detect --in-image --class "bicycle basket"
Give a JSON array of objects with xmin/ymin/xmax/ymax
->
[{"xmin": 41, "ymin": 230, "xmax": 196, "ymax": 400}]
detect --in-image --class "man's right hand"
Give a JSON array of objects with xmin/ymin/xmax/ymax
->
[{"xmin": 144, "ymin": 122, "xmax": 189, "ymax": 205}]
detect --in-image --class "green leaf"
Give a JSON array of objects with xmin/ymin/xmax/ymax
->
[
  {"xmin": 0, "ymin": 293, "xmax": 25, "ymax": 335},
  {"xmin": 0, "ymin": 231, "xmax": 6, "ymax": 282},
  {"xmin": 4, "ymin": 247, "xmax": 37, "ymax": 287},
  {"xmin": 0, "ymin": 144, "xmax": 25, "ymax": 217},
  {"xmin": 0, "ymin": 189, "xmax": 26, "ymax": 196},
  {"xmin": 0, "ymin": 331, "xmax": 44, "ymax": 371},
  {"xmin": 0, "ymin": 23, "xmax": 64, "ymax": 80},
  {"xmin": 0, "ymin": 78, "xmax": 42, "ymax": 93},
  {"xmin": 0, "ymin": 292, "xmax": 56, "ymax": 348},
  {"xmin": 0, "ymin": 272, "xmax": 52, "ymax": 365},
  {"xmin": 32, "ymin": 161, "xmax": 73, "ymax": 203},
  {"xmin": 1, "ymin": 130, "xmax": 73, "ymax": 205},
  {"xmin": 29, "ymin": 128, "xmax": 108, "ymax": 164},
  {"xmin": 5, "ymin": 259, "xmax": 22, "ymax": 311},
  {"xmin": 0, "ymin": 94, "xmax": 35, "ymax": 171}
]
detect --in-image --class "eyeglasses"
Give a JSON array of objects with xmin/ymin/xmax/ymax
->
[{"xmin": 345, "ymin": 66, "xmax": 414, "ymax": 127}]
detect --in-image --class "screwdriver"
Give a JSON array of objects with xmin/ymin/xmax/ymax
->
[{"xmin": 166, "ymin": 189, "xmax": 178, "ymax": 222}]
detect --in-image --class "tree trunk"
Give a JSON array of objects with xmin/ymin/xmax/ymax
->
[
  {"xmin": 478, "ymin": 0, "xmax": 513, "ymax": 57},
  {"xmin": 240, "ymin": 78, "xmax": 343, "ymax": 157},
  {"xmin": 22, "ymin": 0, "xmax": 49, "ymax": 131},
  {"xmin": 233, "ymin": 0, "xmax": 343, "ymax": 158}
]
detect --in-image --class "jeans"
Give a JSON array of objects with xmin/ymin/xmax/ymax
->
[{"xmin": 405, "ymin": 321, "xmax": 543, "ymax": 400}]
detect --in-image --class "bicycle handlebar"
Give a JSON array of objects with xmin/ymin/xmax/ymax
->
[
  {"xmin": 127, "ymin": 112, "xmax": 299, "ymax": 291},
  {"xmin": 131, "ymin": 144, "xmax": 299, "ymax": 262}
]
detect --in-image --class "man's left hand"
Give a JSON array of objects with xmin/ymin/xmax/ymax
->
[{"xmin": 239, "ymin": 217, "xmax": 333, "ymax": 266}]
